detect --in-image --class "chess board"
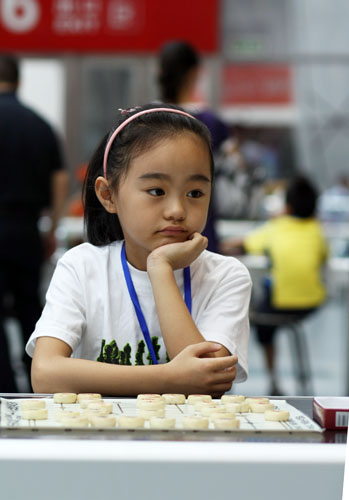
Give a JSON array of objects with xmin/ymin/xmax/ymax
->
[{"xmin": 0, "ymin": 397, "xmax": 323, "ymax": 433}]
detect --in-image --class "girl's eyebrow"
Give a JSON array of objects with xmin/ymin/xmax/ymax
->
[{"xmin": 138, "ymin": 172, "xmax": 211, "ymax": 183}]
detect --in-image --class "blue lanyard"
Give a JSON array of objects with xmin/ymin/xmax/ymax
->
[{"xmin": 121, "ymin": 242, "xmax": 192, "ymax": 364}]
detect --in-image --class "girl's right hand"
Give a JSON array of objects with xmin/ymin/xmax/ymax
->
[
  {"xmin": 147, "ymin": 232, "xmax": 208, "ymax": 272},
  {"xmin": 165, "ymin": 342, "xmax": 238, "ymax": 397}
]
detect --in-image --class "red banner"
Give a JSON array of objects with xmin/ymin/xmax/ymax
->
[
  {"xmin": 222, "ymin": 64, "xmax": 292, "ymax": 105},
  {"xmin": 0, "ymin": 0, "xmax": 218, "ymax": 52}
]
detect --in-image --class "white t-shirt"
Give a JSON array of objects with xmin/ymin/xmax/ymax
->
[{"xmin": 26, "ymin": 241, "xmax": 252, "ymax": 382}]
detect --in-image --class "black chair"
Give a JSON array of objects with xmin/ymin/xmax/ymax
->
[{"xmin": 249, "ymin": 310, "xmax": 313, "ymax": 396}]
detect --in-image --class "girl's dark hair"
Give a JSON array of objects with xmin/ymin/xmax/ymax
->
[
  {"xmin": 158, "ymin": 41, "xmax": 199, "ymax": 103},
  {"xmin": 286, "ymin": 175, "xmax": 318, "ymax": 218},
  {"xmin": 83, "ymin": 103, "xmax": 214, "ymax": 246}
]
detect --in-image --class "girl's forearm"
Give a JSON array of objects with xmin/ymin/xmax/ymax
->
[
  {"xmin": 148, "ymin": 264, "xmax": 206, "ymax": 359},
  {"xmin": 32, "ymin": 355, "xmax": 168, "ymax": 395},
  {"xmin": 31, "ymin": 337, "xmax": 237, "ymax": 396}
]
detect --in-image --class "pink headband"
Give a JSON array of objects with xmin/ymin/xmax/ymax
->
[{"xmin": 103, "ymin": 107, "xmax": 196, "ymax": 178}]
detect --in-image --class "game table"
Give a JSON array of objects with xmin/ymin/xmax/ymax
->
[{"xmin": 0, "ymin": 394, "xmax": 346, "ymax": 500}]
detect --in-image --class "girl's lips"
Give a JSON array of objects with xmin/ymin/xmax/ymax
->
[{"xmin": 159, "ymin": 227, "xmax": 186, "ymax": 234}]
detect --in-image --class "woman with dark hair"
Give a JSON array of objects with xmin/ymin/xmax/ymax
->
[
  {"xmin": 26, "ymin": 103, "xmax": 251, "ymax": 396},
  {"xmin": 158, "ymin": 41, "xmax": 231, "ymax": 252}
]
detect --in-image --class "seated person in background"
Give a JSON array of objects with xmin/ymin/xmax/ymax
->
[{"xmin": 221, "ymin": 175, "xmax": 328, "ymax": 395}]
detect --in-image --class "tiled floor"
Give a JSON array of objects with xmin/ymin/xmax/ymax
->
[{"xmin": 239, "ymin": 295, "xmax": 348, "ymax": 397}]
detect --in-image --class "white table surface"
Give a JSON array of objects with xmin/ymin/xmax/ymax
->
[{"xmin": 0, "ymin": 439, "xmax": 346, "ymax": 500}]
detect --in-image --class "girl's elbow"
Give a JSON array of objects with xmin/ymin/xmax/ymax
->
[{"xmin": 31, "ymin": 358, "xmax": 56, "ymax": 393}]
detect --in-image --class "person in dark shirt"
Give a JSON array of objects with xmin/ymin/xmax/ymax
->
[
  {"xmin": 0, "ymin": 54, "xmax": 69, "ymax": 391},
  {"xmin": 157, "ymin": 40, "xmax": 231, "ymax": 253}
]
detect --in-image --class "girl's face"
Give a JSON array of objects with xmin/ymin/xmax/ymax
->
[{"xmin": 112, "ymin": 132, "xmax": 212, "ymax": 270}]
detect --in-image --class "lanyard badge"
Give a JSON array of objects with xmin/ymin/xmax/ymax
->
[{"xmin": 121, "ymin": 242, "xmax": 192, "ymax": 364}]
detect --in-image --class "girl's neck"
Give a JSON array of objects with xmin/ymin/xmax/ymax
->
[{"xmin": 123, "ymin": 244, "xmax": 148, "ymax": 272}]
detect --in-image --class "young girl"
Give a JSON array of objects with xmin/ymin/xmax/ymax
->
[{"xmin": 27, "ymin": 103, "xmax": 251, "ymax": 396}]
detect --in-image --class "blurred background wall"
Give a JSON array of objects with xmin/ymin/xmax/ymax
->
[{"xmin": 1, "ymin": 0, "xmax": 349, "ymax": 192}]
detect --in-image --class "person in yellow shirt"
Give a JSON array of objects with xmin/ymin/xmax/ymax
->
[{"xmin": 221, "ymin": 176, "xmax": 328, "ymax": 395}]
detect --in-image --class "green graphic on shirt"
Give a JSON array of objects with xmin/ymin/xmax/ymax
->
[
  {"xmin": 146, "ymin": 336, "xmax": 161, "ymax": 365},
  {"xmin": 97, "ymin": 339, "xmax": 124, "ymax": 365},
  {"xmin": 96, "ymin": 338, "xmax": 162, "ymax": 365},
  {"xmin": 119, "ymin": 350, "xmax": 126, "ymax": 365},
  {"xmin": 123, "ymin": 343, "xmax": 132, "ymax": 365},
  {"xmin": 106, "ymin": 339, "xmax": 120, "ymax": 364},
  {"xmin": 97, "ymin": 339, "xmax": 106, "ymax": 363},
  {"xmin": 135, "ymin": 340, "xmax": 145, "ymax": 365}
]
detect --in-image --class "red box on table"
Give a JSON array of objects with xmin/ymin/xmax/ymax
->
[{"xmin": 313, "ymin": 397, "xmax": 349, "ymax": 430}]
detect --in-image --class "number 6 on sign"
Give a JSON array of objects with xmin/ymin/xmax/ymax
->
[{"xmin": 1, "ymin": 0, "xmax": 40, "ymax": 33}]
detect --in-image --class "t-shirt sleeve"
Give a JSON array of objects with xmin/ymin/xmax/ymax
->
[
  {"xmin": 243, "ymin": 222, "xmax": 272, "ymax": 255},
  {"xmin": 196, "ymin": 260, "xmax": 252, "ymax": 383},
  {"xmin": 25, "ymin": 252, "xmax": 86, "ymax": 357}
]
